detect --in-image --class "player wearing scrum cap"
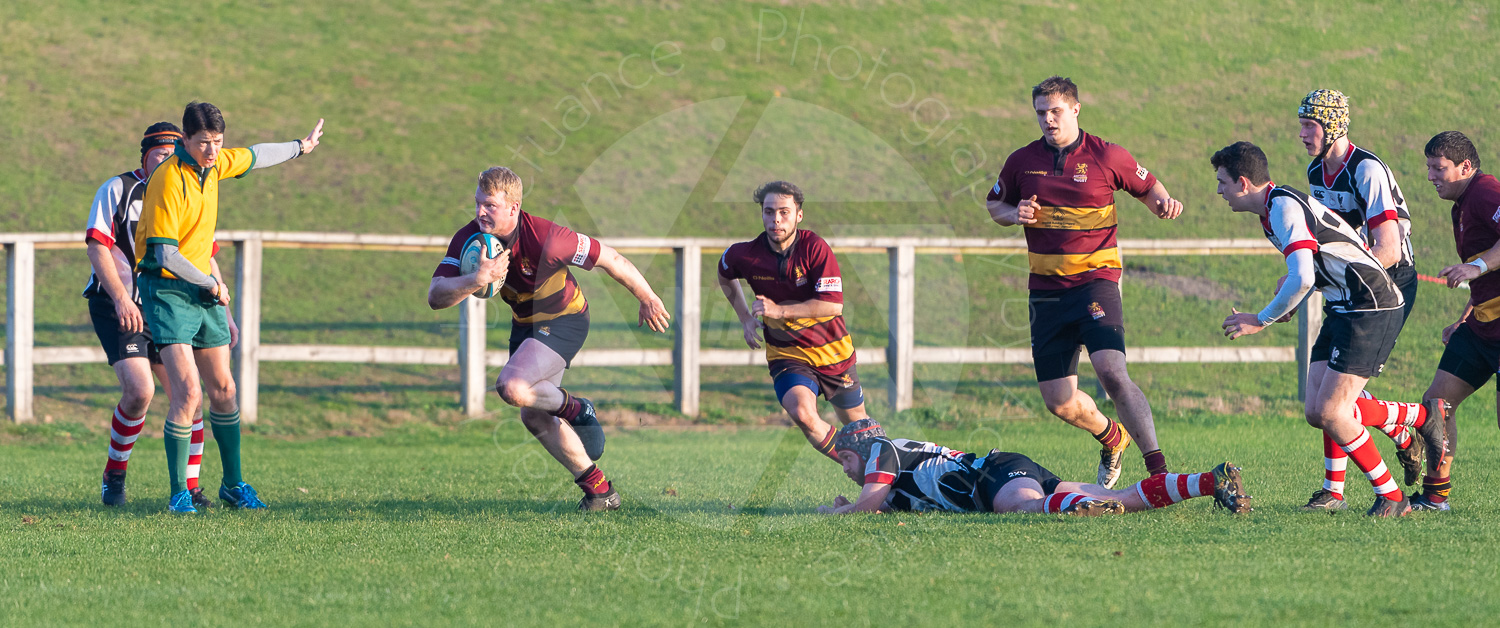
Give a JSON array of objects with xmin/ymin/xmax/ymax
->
[
  {"xmin": 986, "ymin": 76, "xmax": 1186, "ymax": 488},
  {"xmin": 1214, "ymin": 141, "xmax": 1446, "ymax": 517},
  {"xmin": 90, "ymin": 122, "xmax": 237, "ymax": 507},
  {"xmin": 717, "ymin": 181, "xmax": 870, "ymax": 463},
  {"xmin": 1295, "ymin": 89, "xmax": 1440, "ymax": 510},
  {"xmin": 818, "ymin": 419, "xmax": 1249, "ymax": 516},
  {"xmin": 428, "ymin": 166, "xmax": 671, "ymax": 511}
]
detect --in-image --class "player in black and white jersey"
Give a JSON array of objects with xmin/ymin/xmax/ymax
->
[
  {"xmin": 1214, "ymin": 141, "xmax": 1447, "ymax": 518},
  {"xmin": 817, "ymin": 420, "xmax": 1249, "ymax": 516},
  {"xmin": 1296, "ymin": 89, "xmax": 1438, "ymax": 509},
  {"xmin": 88, "ymin": 122, "xmax": 236, "ymax": 507}
]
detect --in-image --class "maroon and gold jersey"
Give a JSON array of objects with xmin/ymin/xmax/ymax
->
[
  {"xmin": 718, "ymin": 230, "xmax": 854, "ymax": 375},
  {"xmin": 434, "ymin": 211, "xmax": 601, "ymax": 324},
  {"xmin": 988, "ymin": 131, "xmax": 1158, "ymax": 290},
  {"xmin": 1451, "ymin": 173, "xmax": 1500, "ymax": 341}
]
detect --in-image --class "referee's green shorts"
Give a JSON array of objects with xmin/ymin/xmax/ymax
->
[{"xmin": 138, "ymin": 273, "xmax": 231, "ymax": 349}]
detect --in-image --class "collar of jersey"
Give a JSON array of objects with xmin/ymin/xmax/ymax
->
[
  {"xmin": 1262, "ymin": 182, "xmax": 1278, "ymax": 210},
  {"xmin": 1042, "ymin": 131, "xmax": 1085, "ymax": 156}
]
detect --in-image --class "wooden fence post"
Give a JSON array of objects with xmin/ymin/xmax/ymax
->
[
  {"xmin": 1296, "ymin": 291, "xmax": 1324, "ymax": 401},
  {"xmin": 232, "ymin": 237, "xmax": 263, "ymax": 423},
  {"xmin": 5, "ymin": 241, "xmax": 35, "ymax": 423},
  {"xmin": 674, "ymin": 245, "xmax": 702, "ymax": 417},
  {"xmin": 887, "ymin": 244, "xmax": 915, "ymax": 412},
  {"xmin": 458, "ymin": 296, "xmax": 488, "ymax": 417}
]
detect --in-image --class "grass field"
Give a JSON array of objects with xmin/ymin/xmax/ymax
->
[{"xmin": 5, "ymin": 416, "xmax": 1500, "ymax": 626}]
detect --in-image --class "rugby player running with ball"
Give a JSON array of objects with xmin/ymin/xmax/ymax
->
[{"xmin": 428, "ymin": 167, "xmax": 670, "ymax": 511}]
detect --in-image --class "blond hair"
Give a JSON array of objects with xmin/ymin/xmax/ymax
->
[{"xmin": 477, "ymin": 166, "xmax": 523, "ymax": 203}]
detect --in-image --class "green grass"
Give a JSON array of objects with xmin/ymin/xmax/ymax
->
[{"xmin": 4, "ymin": 415, "xmax": 1500, "ymax": 626}]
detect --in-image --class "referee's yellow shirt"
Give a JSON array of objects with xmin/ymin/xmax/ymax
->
[{"xmin": 135, "ymin": 142, "xmax": 254, "ymax": 278}]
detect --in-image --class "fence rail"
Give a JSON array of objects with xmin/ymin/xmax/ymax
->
[{"xmin": 2, "ymin": 232, "xmax": 1310, "ymax": 423}]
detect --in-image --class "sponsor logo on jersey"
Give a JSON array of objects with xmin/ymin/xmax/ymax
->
[
  {"xmin": 1088, "ymin": 301, "xmax": 1106, "ymax": 320},
  {"xmin": 815, "ymin": 277, "xmax": 842, "ymax": 293},
  {"xmin": 992, "ymin": 181, "xmax": 1003, "ymax": 195},
  {"xmin": 1491, "ymin": 205, "xmax": 1500, "ymax": 224},
  {"xmin": 572, "ymin": 234, "xmax": 592, "ymax": 266},
  {"xmin": 1135, "ymin": 163, "xmax": 1149, "ymax": 180},
  {"xmin": 1074, "ymin": 163, "xmax": 1089, "ymax": 183},
  {"xmin": 752, "ymin": 275, "xmax": 775, "ymax": 281},
  {"xmin": 1008, "ymin": 470, "xmax": 1028, "ymax": 477},
  {"xmin": 1024, "ymin": 170, "xmax": 1048, "ymax": 175}
]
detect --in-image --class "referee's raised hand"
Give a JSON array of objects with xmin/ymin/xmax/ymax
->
[{"xmin": 299, "ymin": 118, "xmax": 325, "ymax": 154}]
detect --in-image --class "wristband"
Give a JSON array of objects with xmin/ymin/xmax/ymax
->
[{"xmin": 1468, "ymin": 258, "xmax": 1489, "ymax": 275}]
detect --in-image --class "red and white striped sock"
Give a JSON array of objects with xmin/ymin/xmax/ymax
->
[
  {"xmin": 186, "ymin": 416, "xmax": 204, "ymax": 491},
  {"xmin": 1133, "ymin": 472, "xmax": 1216, "ymax": 509},
  {"xmin": 103, "ymin": 405, "xmax": 146, "ymax": 473},
  {"xmin": 1354, "ymin": 391, "xmax": 1425, "ymax": 448},
  {"xmin": 1337, "ymin": 430, "xmax": 1403, "ymax": 501},
  {"xmin": 1322, "ymin": 433, "xmax": 1347, "ymax": 500},
  {"xmin": 1042, "ymin": 492, "xmax": 1095, "ymax": 513}
]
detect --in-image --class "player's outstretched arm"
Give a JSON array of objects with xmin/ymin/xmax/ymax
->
[
  {"xmin": 817, "ymin": 483, "xmax": 891, "ymax": 514},
  {"xmin": 1439, "ymin": 240, "xmax": 1500, "ymax": 288},
  {"xmin": 1137, "ymin": 181, "xmax": 1183, "ymax": 220},
  {"xmin": 592, "ymin": 243, "xmax": 670, "ymax": 333},
  {"xmin": 245, "ymin": 119, "xmax": 326, "ymax": 172},
  {"xmin": 717, "ymin": 275, "xmax": 762, "ymax": 349},
  {"xmin": 427, "ymin": 247, "xmax": 509, "ymax": 310}
]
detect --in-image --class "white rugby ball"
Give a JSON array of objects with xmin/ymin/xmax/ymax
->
[{"xmin": 460, "ymin": 232, "xmax": 505, "ymax": 299}]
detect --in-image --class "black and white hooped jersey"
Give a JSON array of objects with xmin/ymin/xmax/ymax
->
[
  {"xmin": 862, "ymin": 437, "xmax": 989, "ymax": 513},
  {"xmin": 1306, "ymin": 145, "xmax": 1415, "ymax": 267},
  {"xmin": 1260, "ymin": 185, "xmax": 1403, "ymax": 314},
  {"xmin": 82, "ymin": 170, "xmax": 148, "ymax": 300}
]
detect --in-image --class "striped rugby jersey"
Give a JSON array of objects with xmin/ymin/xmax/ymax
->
[
  {"xmin": 1306, "ymin": 145, "xmax": 1415, "ymax": 267},
  {"xmin": 433, "ymin": 211, "xmax": 601, "ymax": 324},
  {"xmin": 1449, "ymin": 173, "xmax": 1500, "ymax": 341},
  {"xmin": 988, "ymin": 131, "xmax": 1158, "ymax": 290},
  {"xmin": 1260, "ymin": 185, "xmax": 1402, "ymax": 314},
  {"xmin": 861, "ymin": 437, "xmax": 992, "ymax": 513},
  {"xmin": 718, "ymin": 230, "xmax": 854, "ymax": 376},
  {"xmin": 83, "ymin": 170, "xmax": 219, "ymax": 301}
]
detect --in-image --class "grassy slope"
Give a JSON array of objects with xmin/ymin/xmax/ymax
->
[
  {"xmin": 1, "ymin": 0, "xmax": 1497, "ymax": 430},
  {"xmin": 3, "ymin": 418, "xmax": 1500, "ymax": 626}
]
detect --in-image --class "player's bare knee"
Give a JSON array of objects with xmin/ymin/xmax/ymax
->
[
  {"xmin": 1096, "ymin": 370, "xmax": 1135, "ymax": 396},
  {"xmin": 205, "ymin": 380, "xmax": 236, "ymax": 407},
  {"xmin": 119, "ymin": 384, "xmax": 153, "ymax": 417},
  {"xmin": 496, "ymin": 377, "xmax": 534, "ymax": 407}
]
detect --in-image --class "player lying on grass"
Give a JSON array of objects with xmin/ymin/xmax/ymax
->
[
  {"xmin": 428, "ymin": 166, "xmax": 671, "ymax": 511},
  {"xmin": 1213, "ymin": 141, "xmax": 1446, "ymax": 517},
  {"xmin": 717, "ymin": 181, "xmax": 870, "ymax": 463},
  {"xmin": 816, "ymin": 420, "xmax": 1250, "ymax": 516}
]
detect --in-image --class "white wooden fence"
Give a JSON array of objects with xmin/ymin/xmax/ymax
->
[{"xmin": 2, "ymin": 232, "xmax": 1315, "ymax": 423}]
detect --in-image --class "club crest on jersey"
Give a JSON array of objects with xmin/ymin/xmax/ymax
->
[
  {"xmin": 518, "ymin": 258, "xmax": 535, "ymax": 277},
  {"xmin": 1074, "ymin": 163, "xmax": 1088, "ymax": 183},
  {"xmin": 815, "ymin": 277, "xmax": 842, "ymax": 293},
  {"xmin": 538, "ymin": 326, "xmax": 551, "ymax": 336},
  {"xmin": 793, "ymin": 266, "xmax": 807, "ymax": 287},
  {"xmin": 1088, "ymin": 302, "xmax": 1106, "ymax": 320}
]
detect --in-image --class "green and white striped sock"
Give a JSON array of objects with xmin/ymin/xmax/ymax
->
[
  {"xmin": 163, "ymin": 422, "xmax": 192, "ymax": 495},
  {"xmin": 209, "ymin": 409, "xmax": 243, "ymax": 488}
]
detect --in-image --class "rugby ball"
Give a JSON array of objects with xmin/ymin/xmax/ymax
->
[{"xmin": 460, "ymin": 232, "xmax": 506, "ymax": 299}]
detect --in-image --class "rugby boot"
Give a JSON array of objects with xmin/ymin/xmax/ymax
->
[
  {"xmin": 1061, "ymin": 498, "xmax": 1124, "ymax": 517},
  {"xmin": 1366, "ymin": 494, "xmax": 1411, "ymax": 518},
  {"xmin": 1394, "ymin": 432, "xmax": 1424, "ymax": 487},
  {"xmin": 578, "ymin": 485, "xmax": 621, "ymax": 512},
  {"xmin": 569, "ymin": 397, "xmax": 606, "ymax": 461},
  {"xmin": 101, "ymin": 469, "xmax": 127, "ymax": 506},
  {"xmin": 1096, "ymin": 426, "xmax": 1132, "ymax": 489},
  {"xmin": 189, "ymin": 487, "xmax": 214, "ymax": 509},
  {"xmin": 1416, "ymin": 399, "xmax": 1450, "ymax": 472},
  {"xmin": 1301, "ymin": 488, "xmax": 1348, "ymax": 511},
  {"xmin": 1211, "ymin": 462, "xmax": 1253, "ymax": 514},
  {"xmin": 219, "ymin": 482, "xmax": 267, "ymax": 509},
  {"xmin": 1409, "ymin": 492, "xmax": 1451, "ymax": 512},
  {"xmin": 167, "ymin": 489, "xmax": 197, "ymax": 514}
]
